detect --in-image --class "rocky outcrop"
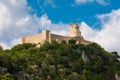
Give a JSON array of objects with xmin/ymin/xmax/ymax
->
[
  {"xmin": 0, "ymin": 66, "xmax": 8, "ymax": 74},
  {"xmin": 115, "ymin": 74, "xmax": 120, "ymax": 80}
]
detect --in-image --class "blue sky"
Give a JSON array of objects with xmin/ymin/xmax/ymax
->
[
  {"xmin": 0, "ymin": 0, "xmax": 120, "ymax": 54},
  {"xmin": 27, "ymin": 0, "xmax": 120, "ymax": 29}
]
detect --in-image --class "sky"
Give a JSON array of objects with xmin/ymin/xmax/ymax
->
[{"xmin": 0, "ymin": 0, "xmax": 120, "ymax": 54}]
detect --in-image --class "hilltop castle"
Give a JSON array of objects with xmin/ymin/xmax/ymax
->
[{"xmin": 20, "ymin": 23, "xmax": 91, "ymax": 47}]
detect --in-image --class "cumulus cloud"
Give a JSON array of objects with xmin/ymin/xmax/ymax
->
[
  {"xmin": 39, "ymin": 15, "xmax": 69, "ymax": 36},
  {"xmin": 0, "ymin": 0, "xmax": 120, "ymax": 55},
  {"xmin": 40, "ymin": 10, "xmax": 120, "ymax": 55},
  {"xmin": 39, "ymin": 14, "xmax": 52, "ymax": 27},
  {"xmin": 75, "ymin": 0, "xmax": 108, "ymax": 5},
  {"xmin": 0, "ymin": 0, "xmax": 39, "ymax": 49},
  {"xmin": 80, "ymin": 9, "xmax": 120, "ymax": 54},
  {"xmin": 0, "ymin": 0, "xmax": 68, "ymax": 49},
  {"xmin": 96, "ymin": 0, "xmax": 108, "ymax": 6},
  {"xmin": 79, "ymin": 22, "xmax": 99, "ymax": 40},
  {"xmin": 75, "ymin": 0, "xmax": 93, "ymax": 4},
  {"xmin": 44, "ymin": 0, "xmax": 57, "ymax": 8}
]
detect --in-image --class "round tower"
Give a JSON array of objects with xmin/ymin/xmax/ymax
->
[{"xmin": 69, "ymin": 23, "xmax": 82, "ymax": 37}]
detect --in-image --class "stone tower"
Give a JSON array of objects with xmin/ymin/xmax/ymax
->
[{"xmin": 69, "ymin": 23, "xmax": 82, "ymax": 37}]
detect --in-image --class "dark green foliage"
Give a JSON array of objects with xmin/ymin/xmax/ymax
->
[
  {"xmin": 0, "ymin": 46, "xmax": 3, "ymax": 52},
  {"xmin": 0, "ymin": 40, "xmax": 119, "ymax": 80},
  {"xmin": 11, "ymin": 43, "xmax": 36, "ymax": 51},
  {"xmin": 68, "ymin": 39, "xmax": 76, "ymax": 44}
]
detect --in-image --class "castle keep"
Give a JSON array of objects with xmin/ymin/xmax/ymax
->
[{"xmin": 20, "ymin": 23, "xmax": 91, "ymax": 47}]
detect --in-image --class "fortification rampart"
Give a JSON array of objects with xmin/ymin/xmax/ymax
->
[
  {"xmin": 20, "ymin": 23, "xmax": 91, "ymax": 47},
  {"xmin": 20, "ymin": 34, "xmax": 42, "ymax": 44},
  {"xmin": 50, "ymin": 34, "xmax": 72, "ymax": 42}
]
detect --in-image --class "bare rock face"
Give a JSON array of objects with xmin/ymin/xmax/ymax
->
[
  {"xmin": 0, "ymin": 66, "xmax": 8, "ymax": 74},
  {"xmin": 115, "ymin": 74, "xmax": 120, "ymax": 80}
]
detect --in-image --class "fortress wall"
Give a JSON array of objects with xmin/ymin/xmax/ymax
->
[
  {"xmin": 50, "ymin": 34, "xmax": 73, "ymax": 42},
  {"xmin": 21, "ymin": 34, "xmax": 43, "ymax": 44},
  {"xmin": 50, "ymin": 34, "xmax": 91, "ymax": 45},
  {"xmin": 42, "ymin": 30, "xmax": 50, "ymax": 42},
  {"xmin": 20, "ymin": 30, "xmax": 51, "ymax": 45},
  {"xmin": 20, "ymin": 23, "xmax": 91, "ymax": 46},
  {"xmin": 20, "ymin": 32, "xmax": 91, "ymax": 45}
]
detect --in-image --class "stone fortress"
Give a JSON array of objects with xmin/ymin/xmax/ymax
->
[{"xmin": 20, "ymin": 23, "xmax": 91, "ymax": 47}]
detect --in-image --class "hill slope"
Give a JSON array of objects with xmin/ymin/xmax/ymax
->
[{"xmin": 0, "ymin": 40, "xmax": 120, "ymax": 80}]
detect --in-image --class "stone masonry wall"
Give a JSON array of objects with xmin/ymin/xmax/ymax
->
[
  {"xmin": 50, "ymin": 34, "xmax": 72, "ymax": 43},
  {"xmin": 20, "ymin": 23, "xmax": 91, "ymax": 46},
  {"xmin": 20, "ymin": 34, "xmax": 43, "ymax": 44}
]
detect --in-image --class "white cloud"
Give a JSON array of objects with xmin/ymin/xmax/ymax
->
[
  {"xmin": 0, "ymin": 0, "xmax": 38, "ymax": 49},
  {"xmin": 96, "ymin": 0, "xmax": 108, "ymax": 6},
  {"xmin": 80, "ymin": 9, "xmax": 120, "ymax": 54},
  {"xmin": 0, "ymin": 0, "xmax": 120, "ymax": 56},
  {"xmin": 75, "ymin": 0, "xmax": 93, "ymax": 4},
  {"xmin": 39, "ymin": 14, "xmax": 69, "ymax": 36},
  {"xmin": 39, "ymin": 14, "xmax": 52, "ymax": 27},
  {"xmin": 79, "ymin": 22, "xmax": 99, "ymax": 40},
  {"xmin": 38, "ymin": 11, "xmax": 120, "ymax": 55},
  {"xmin": 0, "ymin": 0, "xmax": 68, "ymax": 49},
  {"xmin": 75, "ymin": 0, "xmax": 108, "ymax": 5},
  {"xmin": 44, "ymin": 0, "xmax": 57, "ymax": 8},
  {"xmin": 75, "ymin": 0, "xmax": 87, "ymax": 3}
]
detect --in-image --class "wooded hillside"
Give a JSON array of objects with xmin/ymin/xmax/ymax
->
[{"xmin": 0, "ymin": 40, "xmax": 120, "ymax": 80}]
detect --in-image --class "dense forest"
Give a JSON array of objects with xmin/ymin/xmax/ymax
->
[{"xmin": 0, "ymin": 40, "xmax": 120, "ymax": 80}]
